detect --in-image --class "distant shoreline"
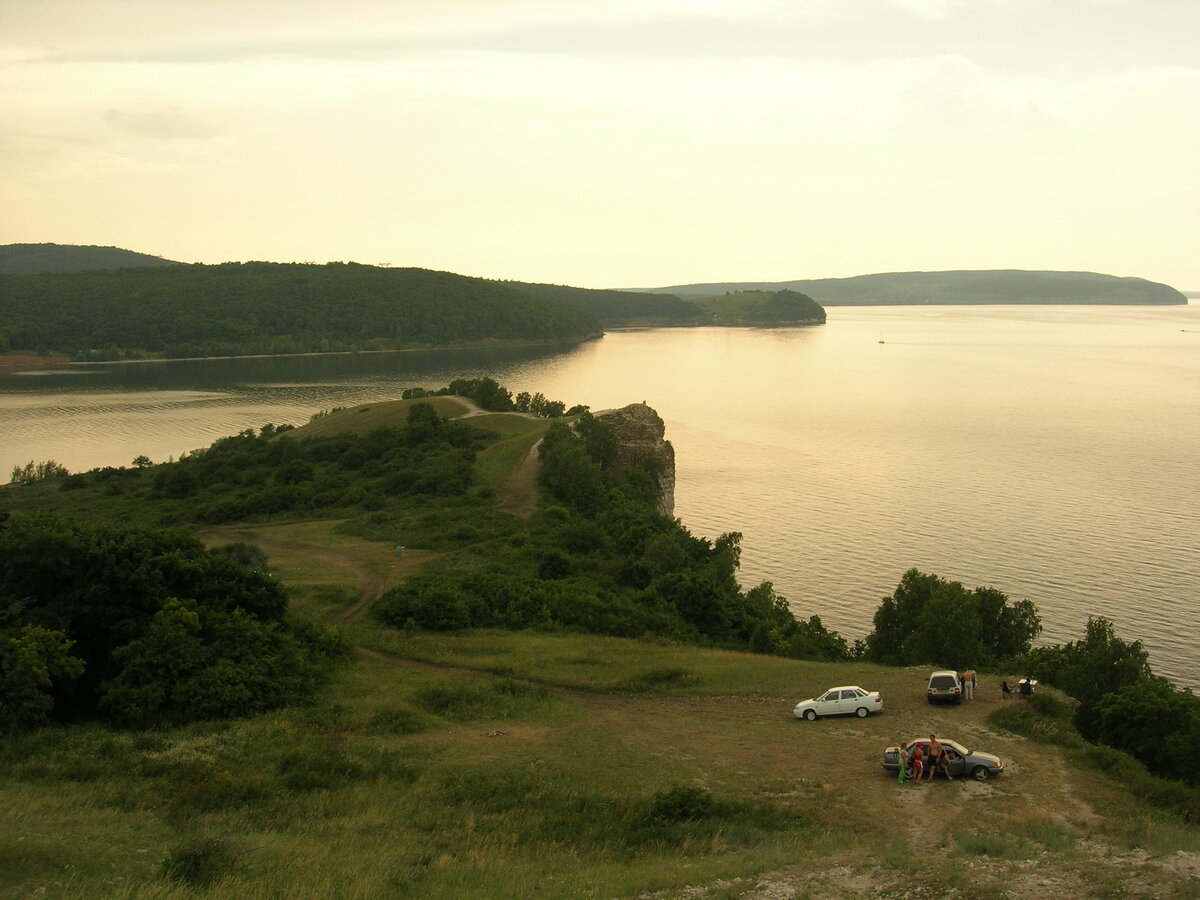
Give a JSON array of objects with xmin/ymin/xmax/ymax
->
[
  {"xmin": 0, "ymin": 337, "xmax": 595, "ymax": 374},
  {"xmin": 5, "ymin": 298, "xmax": 1196, "ymax": 374}
]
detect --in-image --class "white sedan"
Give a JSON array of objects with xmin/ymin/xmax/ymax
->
[{"xmin": 793, "ymin": 685, "xmax": 883, "ymax": 720}]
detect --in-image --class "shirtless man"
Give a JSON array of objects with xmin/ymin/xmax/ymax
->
[{"xmin": 925, "ymin": 733, "xmax": 952, "ymax": 781}]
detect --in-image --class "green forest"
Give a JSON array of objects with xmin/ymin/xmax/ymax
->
[
  {"xmin": 690, "ymin": 289, "xmax": 827, "ymax": 325},
  {"xmin": 0, "ymin": 262, "xmax": 602, "ymax": 359},
  {"xmin": 509, "ymin": 281, "xmax": 703, "ymax": 326},
  {"xmin": 0, "ymin": 245, "xmax": 839, "ymax": 362}
]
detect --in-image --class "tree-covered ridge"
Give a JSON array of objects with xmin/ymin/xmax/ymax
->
[
  {"xmin": 0, "ymin": 262, "xmax": 601, "ymax": 358},
  {"xmin": 641, "ymin": 269, "xmax": 1188, "ymax": 305},
  {"xmin": 692, "ymin": 289, "xmax": 827, "ymax": 325},
  {"xmin": 0, "ymin": 243, "xmax": 180, "ymax": 274},
  {"xmin": 510, "ymin": 281, "xmax": 704, "ymax": 326}
]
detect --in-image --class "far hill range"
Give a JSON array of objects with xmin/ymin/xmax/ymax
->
[
  {"xmin": 0, "ymin": 243, "xmax": 1188, "ymax": 307},
  {"xmin": 0, "ymin": 242, "xmax": 1188, "ymax": 363}
]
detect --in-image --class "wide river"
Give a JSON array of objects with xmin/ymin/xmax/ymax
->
[{"xmin": 3, "ymin": 304, "xmax": 1198, "ymax": 688}]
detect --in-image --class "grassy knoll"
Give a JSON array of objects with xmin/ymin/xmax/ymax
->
[
  {"xmin": 291, "ymin": 397, "xmax": 475, "ymax": 439},
  {"xmin": 6, "ymin": 554, "xmax": 1200, "ymax": 899}
]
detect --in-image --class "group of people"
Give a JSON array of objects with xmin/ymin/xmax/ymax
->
[
  {"xmin": 999, "ymin": 677, "xmax": 1036, "ymax": 700},
  {"xmin": 896, "ymin": 734, "xmax": 954, "ymax": 783}
]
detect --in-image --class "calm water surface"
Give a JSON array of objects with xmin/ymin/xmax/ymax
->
[{"xmin": 3, "ymin": 305, "xmax": 1198, "ymax": 688}]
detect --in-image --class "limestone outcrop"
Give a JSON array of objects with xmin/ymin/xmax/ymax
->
[{"xmin": 593, "ymin": 403, "xmax": 675, "ymax": 518}]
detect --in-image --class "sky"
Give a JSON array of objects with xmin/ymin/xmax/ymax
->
[{"xmin": 1, "ymin": 0, "xmax": 1197, "ymax": 290}]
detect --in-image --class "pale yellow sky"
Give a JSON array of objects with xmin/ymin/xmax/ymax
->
[{"xmin": 2, "ymin": 0, "xmax": 1197, "ymax": 289}]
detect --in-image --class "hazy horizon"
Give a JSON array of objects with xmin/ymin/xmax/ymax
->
[{"xmin": 2, "ymin": 0, "xmax": 1196, "ymax": 290}]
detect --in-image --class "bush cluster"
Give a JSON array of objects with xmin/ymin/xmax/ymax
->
[
  {"xmin": 1018, "ymin": 616, "xmax": 1200, "ymax": 789},
  {"xmin": 44, "ymin": 403, "xmax": 491, "ymax": 527},
  {"xmin": 0, "ymin": 513, "xmax": 343, "ymax": 729}
]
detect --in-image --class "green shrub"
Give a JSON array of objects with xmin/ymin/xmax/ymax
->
[
  {"xmin": 438, "ymin": 766, "xmax": 545, "ymax": 814},
  {"xmin": 1029, "ymin": 690, "xmax": 1075, "ymax": 721},
  {"xmin": 617, "ymin": 667, "xmax": 700, "ymax": 692},
  {"xmin": 160, "ymin": 837, "xmax": 239, "ymax": 887},
  {"xmin": 955, "ymin": 830, "xmax": 1028, "ymax": 858},
  {"xmin": 100, "ymin": 601, "xmax": 337, "ymax": 727},
  {"xmin": 626, "ymin": 785, "xmax": 800, "ymax": 852},
  {"xmin": 368, "ymin": 705, "xmax": 429, "ymax": 735},
  {"xmin": 171, "ymin": 769, "xmax": 266, "ymax": 814},
  {"xmin": 492, "ymin": 677, "xmax": 548, "ymax": 700},
  {"xmin": 276, "ymin": 739, "xmax": 364, "ymax": 792},
  {"xmin": 411, "ymin": 682, "xmax": 496, "ymax": 720},
  {"xmin": 988, "ymin": 704, "xmax": 1084, "ymax": 749},
  {"xmin": 0, "ymin": 625, "xmax": 85, "ymax": 730},
  {"xmin": 646, "ymin": 785, "xmax": 716, "ymax": 823},
  {"xmin": 1018, "ymin": 818, "xmax": 1077, "ymax": 852}
]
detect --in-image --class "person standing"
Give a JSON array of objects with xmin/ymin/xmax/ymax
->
[
  {"xmin": 910, "ymin": 742, "xmax": 924, "ymax": 783},
  {"xmin": 926, "ymin": 734, "xmax": 952, "ymax": 781},
  {"xmin": 897, "ymin": 742, "xmax": 910, "ymax": 784},
  {"xmin": 962, "ymin": 670, "xmax": 975, "ymax": 701}
]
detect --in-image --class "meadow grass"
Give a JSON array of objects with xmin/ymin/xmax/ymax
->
[
  {"xmin": 348, "ymin": 626, "xmax": 911, "ymax": 698},
  {"xmin": 6, "ymin": 629, "xmax": 1198, "ymax": 899},
  {"xmin": 290, "ymin": 397, "xmax": 471, "ymax": 439},
  {"xmin": 465, "ymin": 413, "xmax": 550, "ymax": 495},
  {"xmin": 0, "ymin": 622, "xmax": 847, "ymax": 899}
]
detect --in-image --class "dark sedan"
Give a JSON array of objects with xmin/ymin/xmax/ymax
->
[{"xmin": 882, "ymin": 738, "xmax": 1005, "ymax": 782}]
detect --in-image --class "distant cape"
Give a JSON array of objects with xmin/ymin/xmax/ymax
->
[{"xmin": 634, "ymin": 270, "xmax": 1187, "ymax": 306}]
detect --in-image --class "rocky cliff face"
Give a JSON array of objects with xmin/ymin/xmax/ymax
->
[{"xmin": 593, "ymin": 403, "xmax": 675, "ymax": 518}]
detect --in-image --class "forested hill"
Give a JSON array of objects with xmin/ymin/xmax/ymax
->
[
  {"xmin": 0, "ymin": 262, "xmax": 602, "ymax": 359},
  {"xmin": 639, "ymin": 270, "xmax": 1188, "ymax": 306},
  {"xmin": 0, "ymin": 243, "xmax": 180, "ymax": 274},
  {"xmin": 509, "ymin": 281, "xmax": 703, "ymax": 326}
]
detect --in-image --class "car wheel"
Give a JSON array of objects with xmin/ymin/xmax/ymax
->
[
  {"xmin": 972, "ymin": 766, "xmax": 990, "ymax": 782},
  {"xmin": 855, "ymin": 707, "xmax": 868, "ymax": 718},
  {"xmin": 804, "ymin": 709, "xmax": 817, "ymax": 721}
]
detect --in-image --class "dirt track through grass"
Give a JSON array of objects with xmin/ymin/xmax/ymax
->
[{"xmin": 205, "ymin": 520, "xmax": 442, "ymax": 624}]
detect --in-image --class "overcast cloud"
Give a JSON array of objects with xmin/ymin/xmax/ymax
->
[{"xmin": 1, "ymin": 0, "xmax": 1195, "ymax": 288}]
